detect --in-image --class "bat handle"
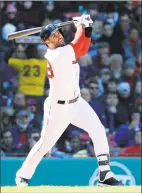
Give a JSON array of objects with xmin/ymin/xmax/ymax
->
[{"xmin": 55, "ymin": 20, "xmax": 74, "ymax": 27}]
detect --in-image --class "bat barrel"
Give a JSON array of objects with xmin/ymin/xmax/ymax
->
[{"xmin": 8, "ymin": 27, "xmax": 42, "ymax": 40}]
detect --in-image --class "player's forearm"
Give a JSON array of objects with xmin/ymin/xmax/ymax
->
[
  {"xmin": 79, "ymin": 27, "xmax": 92, "ymax": 55},
  {"xmin": 70, "ymin": 25, "xmax": 92, "ymax": 58},
  {"xmin": 70, "ymin": 24, "xmax": 85, "ymax": 51}
]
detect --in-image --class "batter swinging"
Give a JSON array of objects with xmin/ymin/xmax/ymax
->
[{"xmin": 16, "ymin": 14, "xmax": 122, "ymax": 186}]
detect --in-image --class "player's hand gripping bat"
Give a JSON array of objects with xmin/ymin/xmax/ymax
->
[{"xmin": 8, "ymin": 20, "xmax": 73, "ymax": 40}]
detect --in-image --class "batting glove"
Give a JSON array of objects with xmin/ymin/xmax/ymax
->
[
  {"xmin": 81, "ymin": 14, "xmax": 93, "ymax": 28},
  {"xmin": 73, "ymin": 16, "xmax": 82, "ymax": 27}
]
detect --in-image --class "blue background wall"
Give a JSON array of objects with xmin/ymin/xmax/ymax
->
[{"xmin": 1, "ymin": 158, "xmax": 141, "ymax": 186}]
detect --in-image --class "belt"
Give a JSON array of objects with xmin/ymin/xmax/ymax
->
[{"xmin": 57, "ymin": 96, "xmax": 79, "ymax": 104}]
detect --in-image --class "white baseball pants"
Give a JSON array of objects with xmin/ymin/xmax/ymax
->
[{"xmin": 16, "ymin": 97, "xmax": 109, "ymax": 179}]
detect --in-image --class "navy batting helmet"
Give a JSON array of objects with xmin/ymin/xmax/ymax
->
[{"xmin": 40, "ymin": 24, "xmax": 63, "ymax": 41}]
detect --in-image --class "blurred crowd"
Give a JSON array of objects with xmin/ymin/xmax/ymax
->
[{"xmin": 0, "ymin": 1, "xmax": 142, "ymax": 158}]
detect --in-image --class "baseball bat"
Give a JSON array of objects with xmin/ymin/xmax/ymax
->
[{"xmin": 8, "ymin": 20, "xmax": 73, "ymax": 40}]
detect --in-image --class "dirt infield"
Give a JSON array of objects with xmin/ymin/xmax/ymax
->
[{"xmin": 1, "ymin": 186, "xmax": 141, "ymax": 193}]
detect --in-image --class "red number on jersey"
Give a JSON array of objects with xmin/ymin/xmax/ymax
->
[{"xmin": 47, "ymin": 61, "xmax": 54, "ymax": 78}]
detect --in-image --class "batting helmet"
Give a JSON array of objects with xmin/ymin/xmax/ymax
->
[{"xmin": 40, "ymin": 24, "xmax": 63, "ymax": 41}]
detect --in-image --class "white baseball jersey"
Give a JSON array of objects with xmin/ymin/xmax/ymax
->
[{"xmin": 44, "ymin": 44, "xmax": 80, "ymax": 100}]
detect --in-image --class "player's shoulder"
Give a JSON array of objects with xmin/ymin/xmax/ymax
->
[{"xmin": 44, "ymin": 44, "xmax": 74, "ymax": 61}]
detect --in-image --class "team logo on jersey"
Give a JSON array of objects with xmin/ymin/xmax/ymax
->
[{"xmin": 89, "ymin": 161, "xmax": 136, "ymax": 186}]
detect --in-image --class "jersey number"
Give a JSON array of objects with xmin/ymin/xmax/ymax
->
[
  {"xmin": 23, "ymin": 65, "xmax": 40, "ymax": 77},
  {"xmin": 47, "ymin": 61, "xmax": 54, "ymax": 79}
]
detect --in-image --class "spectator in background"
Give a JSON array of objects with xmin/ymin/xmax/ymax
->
[
  {"xmin": 16, "ymin": 130, "xmax": 40, "ymax": 157},
  {"xmin": 43, "ymin": 1, "xmax": 59, "ymax": 21},
  {"xmin": 2, "ymin": 23, "xmax": 16, "ymax": 42},
  {"xmin": 79, "ymin": 66, "xmax": 89, "ymax": 88},
  {"xmin": 0, "ymin": 81, "xmax": 13, "ymax": 107},
  {"xmin": 1, "ymin": 130, "xmax": 18, "ymax": 156},
  {"xmin": 123, "ymin": 1, "xmax": 135, "ymax": 19},
  {"xmin": 87, "ymin": 3, "xmax": 99, "ymax": 21},
  {"xmin": 106, "ymin": 78, "xmax": 118, "ymax": 93},
  {"xmin": 26, "ymin": 98, "xmax": 38, "ymax": 115},
  {"xmin": 118, "ymin": 130, "xmax": 142, "ymax": 157},
  {"xmin": 88, "ymin": 80, "xmax": 103, "ymax": 100},
  {"xmin": 80, "ymin": 87, "xmax": 106, "ymax": 126},
  {"xmin": 117, "ymin": 82, "xmax": 134, "ymax": 118},
  {"xmin": 122, "ymin": 28, "xmax": 141, "ymax": 61},
  {"xmin": 91, "ymin": 19, "xmax": 103, "ymax": 41},
  {"xmin": 11, "ymin": 44, "xmax": 27, "ymax": 59},
  {"xmin": 93, "ymin": 42, "xmax": 110, "ymax": 69},
  {"xmin": 98, "ymin": 43, "xmax": 110, "ymax": 68},
  {"xmin": 16, "ymin": 1, "xmax": 44, "ymax": 26},
  {"xmin": 85, "ymin": 71, "xmax": 104, "ymax": 98},
  {"xmin": 105, "ymin": 92, "xmax": 129, "ymax": 132},
  {"xmin": 7, "ymin": 44, "xmax": 47, "ymax": 96},
  {"xmin": 42, "ymin": 18, "xmax": 52, "ymax": 27},
  {"xmin": 79, "ymin": 133, "xmax": 95, "ymax": 157},
  {"xmin": 115, "ymin": 112, "xmax": 142, "ymax": 147},
  {"xmin": 9, "ymin": 109, "xmax": 34, "ymax": 147},
  {"xmin": 13, "ymin": 93, "xmax": 26, "ymax": 112},
  {"xmin": 1, "ymin": 23, "xmax": 16, "ymax": 60},
  {"xmin": 26, "ymin": 98, "xmax": 43, "ymax": 130},
  {"xmin": 96, "ymin": 22, "xmax": 124, "ymax": 54},
  {"xmin": 78, "ymin": 54, "xmax": 93, "ymax": 87},
  {"xmin": 36, "ymin": 44, "xmax": 47, "ymax": 59},
  {"xmin": 51, "ymin": 133, "xmax": 84, "ymax": 158},
  {"xmin": 20, "ymin": 1, "xmax": 33, "ymax": 10},
  {"xmin": 109, "ymin": 54, "xmax": 123, "ymax": 81},
  {"xmin": 73, "ymin": 133, "xmax": 94, "ymax": 158},
  {"xmin": 116, "ymin": 13, "xmax": 138, "ymax": 38},
  {"xmin": 85, "ymin": 69, "xmax": 100, "ymax": 87},
  {"xmin": 104, "ymin": 3, "xmax": 119, "ymax": 28},
  {"xmin": 0, "ymin": 107, "xmax": 14, "ymax": 132},
  {"xmin": 78, "ymin": 54, "xmax": 93, "ymax": 67},
  {"xmin": 67, "ymin": 133, "xmax": 91, "ymax": 158},
  {"xmin": 123, "ymin": 60, "xmax": 139, "ymax": 100},
  {"xmin": 123, "ymin": 59, "xmax": 136, "ymax": 89},
  {"xmin": 16, "ymin": 22, "xmax": 26, "ymax": 31},
  {"xmin": 99, "ymin": 68, "xmax": 112, "ymax": 93},
  {"xmin": 4, "ymin": 3, "xmax": 17, "ymax": 25}
]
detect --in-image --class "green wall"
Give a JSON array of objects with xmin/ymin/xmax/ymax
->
[{"xmin": 1, "ymin": 158, "xmax": 141, "ymax": 186}]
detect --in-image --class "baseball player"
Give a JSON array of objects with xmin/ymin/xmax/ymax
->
[{"xmin": 15, "ymin": 15, "xmax": 122, "ymax": 186}]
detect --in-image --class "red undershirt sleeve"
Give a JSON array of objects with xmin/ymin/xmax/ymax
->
[{"xmin": 70, "ymin": 25, "xmax": 91, "ymax": 58}]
